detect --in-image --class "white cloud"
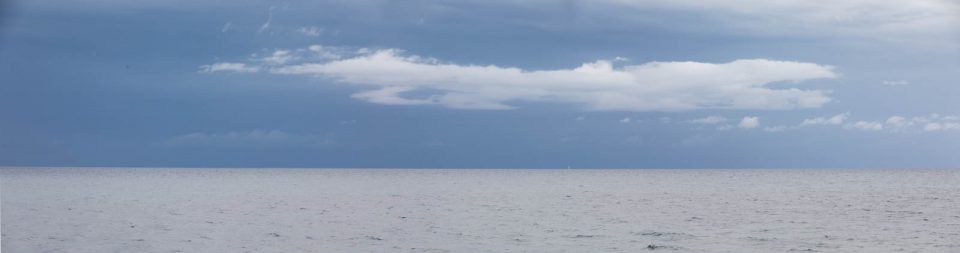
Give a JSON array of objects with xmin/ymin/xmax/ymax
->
[
  {"xmin": 923, "ymin": 122, "xmax": 960, "ymax": 131},
  {"xmin": 885, "ymin": 114, "xmax": 959, "ymax": 132},
  {"xmin": 757, "ymin": 112, "xmax": 848, "ymax": 132},
  {"xmin": 199, "ymin": 62, "xmax": 259, "ymax": 73},
  {"xmin": 350, "ymin": 86, "xmax": 436, "ymax": 106},
  {"xmin": 738, "ymin": 116, "xmax": 759, "ymax": 129},
  {"xmin": 844, "ymin": 121, "xmax": 884, "ymax": 131},
  {"xmin": 924, "ymin": 123, "xmax": 943, "ymax": 131},
  {"xmin": 162, "ymin": 130, "xmax": 332, "ymax": 147},
  {"xmin": 247, "ymin": 46, "xmax": 342, "ymax": 67},
  {"xmin": 619, "ymin": 117, "xmax": 632, "ymax": 123},
  {"xmin": 692, "ymin": 113, "xmax": 959, "ymax": 133},
  {"xmin": 259, "ymin": 6, "xmax": 276, "ymax": 33},
  {"xmin": 918, "ymin": 114, "xmax": 960, "ymax": 131},
  {"xmin": 800, "ymin": 113, "xmax": 849, "ymax": 126},
  {"xmin": 688, "ymin": 116, "xmax": 727, "ymax": 124},
  {"xmin": 245, "ymin": 47, "xmax": 837, "ymax": 111},
  {"xmin": 297, "ymin": 26, "xmax": 324, "ymax": 37},
  {"xmin": 763, "ymin": 125, "xmax": 788, "ymax": 132},
  {"xmin": 260, "ymin": 50, "xmax": 297, "ymax": 65},
  {"xmin": 886, "ymin": 116, "xmax": 910, "ymax": 127},
  {"xmin": 882, "ymin": 80, "xmax": 910, "ymax": 86},
  {"xmin": 307, "ymin": 45, "xmax": 343, "ymax": 60}
]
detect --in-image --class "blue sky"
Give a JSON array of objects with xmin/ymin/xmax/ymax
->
[{"xmin": 1, "ymin": 0, "xmax": 958, "ymax": 168}]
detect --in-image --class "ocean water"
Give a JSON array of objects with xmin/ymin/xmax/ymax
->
[{"xmin": 2, "ymin": 168, "xmax": 959, "ymax": 252}]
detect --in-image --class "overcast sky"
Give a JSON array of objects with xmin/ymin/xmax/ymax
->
[{"xmin": 1, "ymin": 0, "xmax": 958, "ymax": 168}]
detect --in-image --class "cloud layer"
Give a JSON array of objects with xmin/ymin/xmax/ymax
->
[
  {"xmin": 887, "ymin": 114, "xmax": 960, "ymax": 132},
  {"xmin": 761, "ymin": 113, "xmax": 960, "ymax": 133},
  {"xmin": 605, "ymin": 0, "xmax": 959, "ymax": 49},
  {"xmin": 206, "ymin": 46, "xmax": 837, "ymax": 111},
  {"xmin": 29, "ymin": 0, "xmax": 958, "ymax": 50},
  {"xmin": 199, "ymin": 63, "xmax": 259, "ymax": 73},
  {"xmin": 800, "ymin": 113, "xmax": 849, "ymax": 126},
  {"xmin": 689, "ymin": 116, "xmax": 728, "ymax": 124}
]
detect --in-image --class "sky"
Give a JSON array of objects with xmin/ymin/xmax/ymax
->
[{"xmin": 1, "ymin": 0, "xmax": 958, "ymax": 168}]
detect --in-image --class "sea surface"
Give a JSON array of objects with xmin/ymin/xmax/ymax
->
[{"xmin": 2, "ymin": 168, "xmax": 959, "ymax": 252}]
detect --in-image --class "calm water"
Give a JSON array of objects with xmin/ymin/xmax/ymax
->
[{"xmin": 2, "ymin": 168, "xmax": 959, "ymax": 252}]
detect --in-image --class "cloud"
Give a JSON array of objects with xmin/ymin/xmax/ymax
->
[
  {"xmin": 924, "ymin": 123, "xmax": 944, "ymax": 131},
  {"xmin": 763, "ymin": 125, "xmax": 788, "ymax": 132},
  {"xmin": 885, "ymin": 114, "xmax": 960, "ymax": 132},
  {"xmin": 297, "ymin": 26, "xmax": 324, "ymax": 37},
  {"xmin": 350, "ymin": 86, "xmax": 436, "ymax": 106},
  {"xmin": 259, "ymin": 6, "xmax": 277, "ymax": 33},
  {"xmin": 768, "ymin": 113, "xmax": 883, "ymax": 132},
  {"xmin": 688, "ymin": 116, "xmax": 727, "ymax": 124},
  {"xmin": 162, "ymin": 130, "xmax": 332, "ymax": 148},
  {"xmin": 844, "ymin": 121, "xmax": 884, "ymax": 131},
  {"xmin": 800, "ymin": 113, "xmax": 849, "ymax": 126},
  {"xmin": 762, "ymin": 113, "xmax": 960, "ymax": 133},
  {"xmin": 260, "ymin": 50, "xmax": 297, "ymax": 65},
  {"xmin": 886, "ymin": 116, "xmax": 910, "ymax": 127},
  {"xmin": 751, "ymin": 112, "xmax": 851, "ymax": 131},
  {"xmin": 619, "ymin": 117, "xmax": 632, "ymax": 123},
  {"xmin": 882, "ymin": 80, "xmax": 910, "ymax": 86},
  {"xmin": 29, "ymin": 0, "xmax": 960, "ymax": 50},
  {"xmin": 738, "ymin": 116, "xmax": 759, "ymax": 129},
  {"xmin": 214, "ymin": 46, "xmax": 838, "ymax": 111},
  {"xmin": 922, "ymin": 122, "xmax": 960, "ymax": 131},
  {"xmin": 247, "ymin": 47, "xmax": 343, "ymax": 67},
  {"xmin": 199, "ymin": 62, "xmax": 259, "ymax": 73},
  {"xmin": 686, "ymin": 113, "xmax": 960, "ymax": 133},
  {"xmin": 307, "ymin": 45, "xmax": 343, "ymax": 60},
  {"xmin": 605, "ymin": 0, "xmax": 959, "ymax": 49}
]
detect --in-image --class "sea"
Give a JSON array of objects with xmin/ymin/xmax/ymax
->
[{"xmin": 2, "ymin": 168, "xmax": 958, "ymax": 252}]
